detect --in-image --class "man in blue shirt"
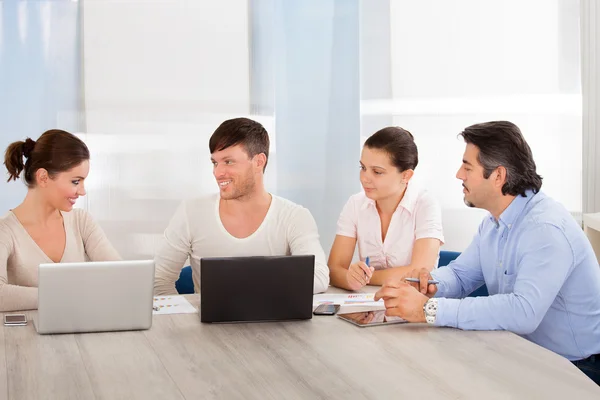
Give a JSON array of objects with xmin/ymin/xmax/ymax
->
[{"xmin": 375, "ymin": 121, "xmax": 600, "ymax": 384}]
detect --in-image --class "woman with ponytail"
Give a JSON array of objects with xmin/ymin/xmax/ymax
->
[{"xmin": 0, "ymin": 129, "xmax": 120, "ymax": 312}]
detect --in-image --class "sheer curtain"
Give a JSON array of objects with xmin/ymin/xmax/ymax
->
[
  {"xmin": 0, "ymin": 1, "xmax": 587, "ymax": 264},
  {"xmin": 582, "ymin": 0, "xmax": 600, "ymax": 214},
  {"xmin": 0, "ymin": 0, "xmax": 82, "ymax": 212},
  {"xmin": 77, "ymin": 0, "xmax": 582, "ymax": 258},
  {"xmin": 81, "ymin": 0, "xmax": 254, "ymax": 259},
  {"xmin": 361, "ymin": 0, "xmax": 582, "ymax": 251},
  {"xmin": 251, "ymin": 0, "xmax": 361, "ymax": 253},
  {"xmin": 81, "ymin": 0, "xmax": 361, "ymax": 259}
]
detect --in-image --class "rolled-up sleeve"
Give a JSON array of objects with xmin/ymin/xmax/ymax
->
[
  {"xmin": 414, "ymin": 192, "xmax": 444, "ymax": 244},
  {"xmin": 336, "ymin": 196, "xmax": 357, "ymax": 239}
]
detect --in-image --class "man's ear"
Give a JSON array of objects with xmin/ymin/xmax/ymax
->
[
  {"xmin": 36, "ymin": 168, "xmax": 50, "ymax": 188},
  {"xmin": 254, "ymin": 153, "xmax": 267, "ymax": 171},
  {"xmin": 495, "ymin": 166, "xmax": 507, "ymax": 188}
]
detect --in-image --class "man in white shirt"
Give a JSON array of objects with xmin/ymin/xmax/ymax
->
[{"xmin": 154, "ymin": 117, "xmax": 330, "ymax": 295}]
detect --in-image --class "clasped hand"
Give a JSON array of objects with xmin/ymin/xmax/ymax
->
[{"xmin": 374, "ymin": 268, "xmax": 437, "ymax": 323}]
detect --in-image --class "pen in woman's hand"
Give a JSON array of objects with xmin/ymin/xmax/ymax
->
[{"xmin": 364, "ymin": 257, "xmax": 373, "ymax": 279}]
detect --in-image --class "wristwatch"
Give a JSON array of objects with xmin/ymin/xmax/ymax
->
[{"xmin": 423, "ymin": 298, "xmax": 438, "ymax": 324}]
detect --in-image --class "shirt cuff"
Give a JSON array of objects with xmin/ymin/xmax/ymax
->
[
  {"xmin": 415, "ymin": 233, "xmax": 445, "ymax": 246},
  {"xmin": 430, "ymin": 268, "xmax": 450, "ymax": 298},
  {"xmin": 433, "ymin": 298, "xmax": 461, "ymax": 328},
  {"xmin": 335, "ymin": 230, "xmax": 356, "ymax": 238}
]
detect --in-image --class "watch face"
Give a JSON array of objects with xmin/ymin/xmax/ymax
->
[
  {"xmin": 425, "ymin": 299, "xmax": 438, "ymax": 315},
  {"xmin": 424, "ymin": 299, "xmax": 438, "ymax": 324}
]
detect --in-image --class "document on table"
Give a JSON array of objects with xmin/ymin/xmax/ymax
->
[
  {"xmin": 313, "ymin": 293, "xmax": 385, "ymax": 309},
  {"xmin": 153, "ymin": 295, "xmax": 197, "ymax": 315}
]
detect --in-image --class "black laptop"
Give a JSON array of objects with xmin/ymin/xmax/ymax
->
[{"xmin": 200, "ymin": 255, "xmax": 315, "ymax": 323}]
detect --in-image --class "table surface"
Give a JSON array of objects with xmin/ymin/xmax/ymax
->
[
  {"xmin": 1, "ymin": 288, "xmax": 599, "ymax": 400},
  {"xmin": 584, "ymin": 212, "xmax": 600, "ymax": 231}
]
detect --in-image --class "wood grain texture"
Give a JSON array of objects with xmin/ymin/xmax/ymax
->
[
  {"xmin": 3, "ymin": 310, "xmax": 95, "ymax": 400},
  {"xmin": 0, "ymin": 290, "xmax": 598, "ymax": 399},
  {"xmin": 173, "ymin": 293, "xmax": 600, "ymax": 399},
  {"xmin": 74, "ymin": 330, "xmax": 184, "ymax": 400}
]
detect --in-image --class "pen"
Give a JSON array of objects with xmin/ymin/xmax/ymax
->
[
  {"xmin": 364, "ymin": 257, "xmax": 371, "ymax": 278},
  {"xmin": 404, "ymin": 277, "xmax": 439, "ymax": 285}
]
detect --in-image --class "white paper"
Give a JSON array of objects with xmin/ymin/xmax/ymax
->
[
  {"xmin": 313, "ymin": 293, "xmax": 384, "ymax": 308},
  {"xmin": 153, "ymin": 295, "xmax": 197, "ymax": 315}
]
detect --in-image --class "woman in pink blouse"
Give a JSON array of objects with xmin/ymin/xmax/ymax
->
[{"xmin": 328, "ymin": 127, "xmax": 444, "ymax": 290}]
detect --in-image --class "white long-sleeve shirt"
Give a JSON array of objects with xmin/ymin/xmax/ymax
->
[{"xmin": 154, "ymin": 194, "xmax": 330, "ymax": 295}]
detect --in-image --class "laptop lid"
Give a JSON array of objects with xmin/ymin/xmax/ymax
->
[
  {"xmin": 36, "ymin": 260, "xmax": 155, "ymax": 334},
  {"xmin": 200, "ymin": 255, "xmax": 314, "ymax": 323}
]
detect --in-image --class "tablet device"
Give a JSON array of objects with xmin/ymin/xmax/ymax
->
[{"xmin": 337, "ymin": 310, "xmax": 407, "ymax": 327}]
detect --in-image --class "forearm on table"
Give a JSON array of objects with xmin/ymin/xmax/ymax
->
[
  {"xmin": 329, "ymin": 264, "xmax": 354, "ymax": 290},
  {"xmin": 0, "ymin": 284, "xmax": 38, "ymax": 312}
]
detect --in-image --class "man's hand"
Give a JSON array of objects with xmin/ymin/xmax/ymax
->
[
  {"xmin": 404, "ymin": 268, "xmax": 438, "ymax": 298},
  {"xmin": 374, "ymin": 278, "xmax": 430, "ymax": 323},
  {"xmin": 346, "ymin": 261, "xmax": 375, "ymax": 291}
]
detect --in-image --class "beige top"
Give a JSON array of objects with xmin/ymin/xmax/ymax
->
[
  {"xmin": 154, "ymin": 194, "xmax": 330, "ymax": 295},
  {"xmin": 0, "ymin": 209, "xmax": 121, "ymax": 312}
]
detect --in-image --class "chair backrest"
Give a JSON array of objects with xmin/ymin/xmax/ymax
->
[
  {"xmin": 438, "ymin": 250, "xmax": 489, "ymax": 297},
  {"xmin": 438, "ymin": 250, "xmax": 461, "ymax": 267},
  {"xmin": 175, "ymin": 265, "xmax": 194, "ymax": 294}
]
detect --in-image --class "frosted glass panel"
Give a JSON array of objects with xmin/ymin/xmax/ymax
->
[
  {"xmin": 361, "ymin": 0, "xmax": 582, "ymax": 251},
  {"xmin": 81, "ymin": 0, "xmax": 252, "ymax": 260}
]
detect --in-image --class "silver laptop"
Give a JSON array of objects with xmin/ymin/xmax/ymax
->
[{"xmin": 35, "ymin": 260, "xmax": 155, "ymax": 334}]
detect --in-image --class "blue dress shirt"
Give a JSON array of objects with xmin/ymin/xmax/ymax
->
[{"xmin": 431, "ymin": 190, "xmax": 600, "ymax": 361}]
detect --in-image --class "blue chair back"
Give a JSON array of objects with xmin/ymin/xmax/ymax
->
[
  {"xmin": 438, "ymin": 250, "xmax": 489, "ymax": 297},
  {"xmin": 175, "ymin": 266, "xmax": 195, "ymax": 294}
]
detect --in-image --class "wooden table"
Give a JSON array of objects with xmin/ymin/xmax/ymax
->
[{"xmin": 1, "ymin": 292, "xmax": 599, "ymax": 400}]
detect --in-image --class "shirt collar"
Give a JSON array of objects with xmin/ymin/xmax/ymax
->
[
  {"xmin": 489, "ymin": 189, "xmax": 536, "ymax": 228},
  {"xmin": 399, "ymin": 183, "xmax": 419, "ymax": 214},
  {"xmin": 361, "ymin": 183, "xmax": 419, "ymax": 215}
]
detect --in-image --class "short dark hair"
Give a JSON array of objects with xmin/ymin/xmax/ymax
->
[
  {"xmin": 459, "ymin": 121, "xmax": 542, "ymax": 196},
  {"xmin": 364, "ymin": 126, "xmax": 418, "ymax": 172},
  {"xmin": 209, "ymin": 118, "xmax": 270, "ymax": 171},
  {"xmin": 4, "ymin": 129, "xmax": 90, "ymax": 187}
]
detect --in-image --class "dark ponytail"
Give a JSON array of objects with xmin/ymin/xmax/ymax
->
[
  {"xmin": 3, "ymin": 130, "xmax": 89, "ymax": 187},
  {"xmin": 4, "ymin": 138, "xmax": 36, "ymax": 182}
]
